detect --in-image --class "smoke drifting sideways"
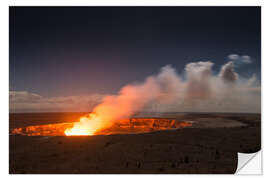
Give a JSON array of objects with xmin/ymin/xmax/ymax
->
[
  {"xmin": 84, "ymin": 60, "xmax": 260, "ymax": 130},
  {"xmin": 9, "ymin": 58, "xmax": 260, "ymax": 114}
]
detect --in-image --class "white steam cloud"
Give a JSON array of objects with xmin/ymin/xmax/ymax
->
[
  {"xmin": 88, "ymin": 65, "xmax": 183, "ymax": 126},
  {"xmin": 10, "ymin": 56, "xmax": 260, "ymax": 114},
  {"xmin": 185, "ymin": 61, "xmax": 213, "ymax": 100},
  {"xmin": 219, "ymin": 61, "xmax": 239, "ymax": 83}
]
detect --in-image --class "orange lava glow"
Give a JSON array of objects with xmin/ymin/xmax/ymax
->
[
  {"xmin": 11, "ymin": 123, "xmax": 73, "ymax": 136},
  {"xmin": 64, "ymin": 114, "xmax": 102, "ymax": 136},
  {"xmin": 11, "ymin": 117, "xmax": 192, "ymax": 136}
]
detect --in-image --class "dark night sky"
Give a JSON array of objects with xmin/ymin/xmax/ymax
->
[{"xmin": 9, "ymin": 7, "xmax": 261, "ymax": 97}]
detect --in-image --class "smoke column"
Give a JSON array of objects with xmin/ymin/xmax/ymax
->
[
  {"xmin": 66, "ymin": 60, "xmax": 260, "ymax": 134},
  {"xmin": 89, "ymin": 65, "xmax": 183, "ymax": 130}
]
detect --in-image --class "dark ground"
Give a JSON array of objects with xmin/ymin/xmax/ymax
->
[{"xmin": 9, "ymin": 112, "xmax": 261, "ymax": 174}]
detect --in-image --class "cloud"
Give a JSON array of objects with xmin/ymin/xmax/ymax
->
[
  {"xmin": 9, "ymin": 91, "xmax": 42, "ymax": 103},
  {"xmin": 228, "ymin": 54, "xmax": 240, "ymax": 60},
  {"xmin": 241, "ymin": 55, "xmax": 252, "ymax": 64},
  {"xmin": 9, "ymin": 91, "xmax": 104, "ymax": 113},
  {"xmin": 228, "ymin": 54, "xmax": 252, "ymax": 64},
  {"xmin": 9, "ymin": 57, "xmax": 260, "ymax": 114}
]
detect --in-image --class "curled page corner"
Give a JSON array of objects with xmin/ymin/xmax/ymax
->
[{"xmin": 235, "ymin": 150, "xmax": 261, "ymax": 175}]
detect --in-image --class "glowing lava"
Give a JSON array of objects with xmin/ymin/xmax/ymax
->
[
  {"xmin": 11, "ymin": 117, "xmax": 192, "ymax": 136},
  {"xmin": 64, "ymin": 114, "xmax": 103, "ymax": 136}
]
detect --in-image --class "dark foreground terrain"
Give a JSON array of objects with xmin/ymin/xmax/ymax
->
[{"xmin": 9, "ymin": 112, "xmax": 260, "ymax": 174}]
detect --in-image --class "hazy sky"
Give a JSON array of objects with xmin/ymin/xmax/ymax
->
[{"xmin": 9, "ymin": 7, "xmax": 261, "ymax": 113}]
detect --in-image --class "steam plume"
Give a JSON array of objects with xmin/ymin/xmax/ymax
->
[
  {"xmin": 90, "ymin": 65, "xmax": 183, "ymax": 129},
  {"xmin": 74, "ymin": 58, "xmax": 259, "ymax": 132},
  {"xmin": 219, "ymin": 61, "xmax": 238, "ymax": 83},
  {"xmin": 9, "ymin": 56, "xmax": 260, "ymax": 116},
  {"xmin": 185, "ymin": 61, "xmax": 213, "ymax": 99}
]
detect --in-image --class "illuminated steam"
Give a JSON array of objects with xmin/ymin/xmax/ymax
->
[
  {"xmin": 219, "ymin": 61, "xmax": 239, "ymax": 83},
  {"xmin": 65, "ymin": 59, "xmax": 260, "ymax": 133},
  {"xmin": 185, "ymin": 61, "xmax": 213, "ymax": 99},
  {"xmin": 9, "ymin": 56, "xmax": 260, "ymax": 115}
]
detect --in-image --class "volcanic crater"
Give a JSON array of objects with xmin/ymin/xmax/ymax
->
[{"xmin": 11, "ymin": 117, "xmax": 192, "ymax": 136}]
